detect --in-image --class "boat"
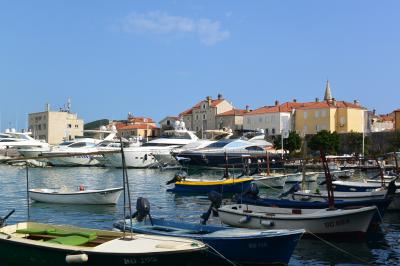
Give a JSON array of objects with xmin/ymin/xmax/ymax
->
[
  {"xmin": 218, "ymin": 203, "xmax": 377, "ymax": 237},
  {"xmin": 252, "ymin": 173, "xmax": 288, "ymax": 188},
  {"xmin": 114, "ymin": 218, "xmax": 304, "ymax": 265},
  {"xmin": 0, "ymin": 220, "xmax": 208, "ymax": 266},
  {"xmin": 166, "ymin": 171, "xmax": 253, "ymax": 193},
  {"xmin": 29, "ymin": 128, "xmax": 119, "ymax": 167},
  {"xmin": 0, "ymin": 129, "xmax": 50, "ymax": 155},
  {"xmin": 284, "ymin": 172, "xmax": 319, "ymax": 183},
  {"xmin": 103, "ymin": 121, "xmax": 199, "ymax": 168},
  {"xmin": 174, "ymin": 138, "xmax": 280, "ymax": 169},
  {"xmin": 293, "ymin": 187, "xmax": 390, "ymax": 202},
  {"xmin": 29, "ymin": 187, "xmax": 124, "ymax": 205}
]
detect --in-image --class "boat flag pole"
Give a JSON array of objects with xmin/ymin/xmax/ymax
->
[
  {"xmin": 26, "ymin": 164, "xmax": 30, "ymax": 221},
  {"xmin": 320, "ymin": 149, "xmax": 335, "ymax": 210}
]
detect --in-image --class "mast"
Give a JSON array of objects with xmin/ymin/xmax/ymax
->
[{"xmin": 320, "ymin": 149, "xmax": 335, "ymax": 209}]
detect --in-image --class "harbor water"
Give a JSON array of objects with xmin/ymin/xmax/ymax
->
[{"xmin": 1, "ymin": 164, "xmax": 400, "ymax": 265}]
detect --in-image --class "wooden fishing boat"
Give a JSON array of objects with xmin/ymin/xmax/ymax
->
[
  {"xmin": 285, "ymin": 172, "xmax": 319, "ymax": 183},
  {"xmin": 217, "ymin": 203, "xmax": 377, "ymax": 236},
  {"xmin": 29, "ymin": 187, "xmax": 123, "ymax": 205},
  {"xmin": 0, "ymin": 221, "xmax": 208, "ymax": 266},
  {"xmin": 167, "ymin": 177, "xmax": 253, "ymax": 193},
  {"xmin": 293, "ymin": 188, "xmax": 390, "ymax": 202},
  {"xmin": 114, "ymin": 218, "xmax": 304, "ymax": 265}
]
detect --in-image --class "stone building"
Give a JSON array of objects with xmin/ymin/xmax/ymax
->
[{"xmin": 28, "ymin": 102, "xmax": 84, "ymax": 144}]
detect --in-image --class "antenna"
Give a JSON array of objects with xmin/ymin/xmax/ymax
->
[{"xmin": 67, "ymin": 98, "xmax": 71, "ymax": 113}]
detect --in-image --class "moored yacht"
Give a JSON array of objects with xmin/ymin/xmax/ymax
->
[
  {"xmin": 102, "ymin": 121, "xmax": 199, "ymax": 168},
  {"xmin": 0, "ymin": 129, "xmax": 50, "ymax": 155}
]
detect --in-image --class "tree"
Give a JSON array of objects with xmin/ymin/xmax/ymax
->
[
  {"xmin": 274, "ymin": 131, "xmax": 302, "ymax": 154},
  {"xmin": 308, "ymin": 130, "xmax": 340, "ymax": 154}
]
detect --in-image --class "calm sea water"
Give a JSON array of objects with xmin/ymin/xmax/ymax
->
[{"xmin": 0, "ymin": 164, "xmax": 399, "ymax": 265}]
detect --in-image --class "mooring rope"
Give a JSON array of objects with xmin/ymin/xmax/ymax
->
[
  {"xmin": 308, "ymin": 231, "xmax": 372, "ymax": 265},
  {"xmin": 204, "ymin": 243, "xmax": 237, "ymax": 266}
]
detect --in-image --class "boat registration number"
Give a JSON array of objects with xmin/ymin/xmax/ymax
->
[
  {"xmin": 123, "ymin": 257, "xmax": 158, "ymax": 264},
  {"xmin": 324, "ymin": 218, "xmax": 350, "ymax": 228}
]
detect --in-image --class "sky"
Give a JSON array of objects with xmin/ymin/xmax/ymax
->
[{"xmin": 0, "ymin": 1, "xmax": 399, "ymax": 130}]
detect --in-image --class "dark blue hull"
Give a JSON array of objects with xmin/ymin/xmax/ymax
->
[
  {"xmin": 176, "ymin": 153, "xmax": 283, "ymax": 169},
  {"xmin": 114, "ymin": 218, "xmax": 304, "ymax": 265}
]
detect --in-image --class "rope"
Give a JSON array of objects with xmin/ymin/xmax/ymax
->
[
  {"xmin": 307, "ymin": 231, "xmax": 372, "ymax": 265},
  {"xmin": 204, "ymin": 243, "xmax": 237, "ymax": 266}
]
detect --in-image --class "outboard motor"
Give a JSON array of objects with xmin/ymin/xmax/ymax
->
[
  {"xmin": 0, "ymin": 209, "xmax": 15, "ymax": 228},
  {"xmin": 129, "ymin": 197, "xmax": 153, "ymax": 225},
  {"xmin": 279, "ymin": 182, "xmax": 301, "ymax": 199},
  {"xmin": 386, "ymin": 180, "xmax": 397, "ymax": 198},
  {"xmin": 200, "ymin": 191, "xmax": 222, "ymax": 225},
  {"xmin": 242, "ymin": 182, "xmax": 260, "ymax": 199},
  {"xmin": 166, "ymin": 170, "xmax": 188, "ymax": 185}
]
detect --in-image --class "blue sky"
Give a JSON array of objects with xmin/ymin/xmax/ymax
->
[{"xmin": 1, "ymin": 1, "xmax": 399, "ymax": 130}]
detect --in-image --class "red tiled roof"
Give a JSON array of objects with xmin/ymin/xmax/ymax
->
[
  {"xmin": 245, "ymin": 102, "xmax": 309, "ymax": 115},
  {"xmin": 118, "ymin": 124, "xmax": 159, "ymax": 130},
  {"xmin": 378, "ymin": 115, "xmax": 395, "ymax": 122},
  {"xmin": 216, "ymin": 109, "xmax": 247, "ymax": 116},
  {"xmin": 179, "ymin": 98, "xmax": 225, "ymax": 116},
  {"xmin": 128, "ymin": 117, "xmax": 154, "ymax": 123},
  {"xmin": 296, "ymin": 100, "xmax": 366, "ymax": 110}
]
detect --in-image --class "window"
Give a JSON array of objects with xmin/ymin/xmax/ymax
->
[
  {"xmin": 316, "ymin": 125, "xmax": 320, "ymax": 131},
  {"xmin": 203, "ymin": 104, "xmax": 206, "ymax": 109},
  {"xmin": 196, "ymin": 115, "xmax": 199, "ymax": 120},
  {"xmin": 38, "ymin": 125, "xmax": 41, "ymax": 130},
  {"xmin": 321, "ymin": 110, "xmax": 327, "ymax": 117},
  {"xmin": 166, "ymin": 120, "xmax": 170, "ymax": 126},
  {"xmin": 340, "ymin": 117, "xmax": 346, "ymax": 126},
  {"xmin": 303, "ymin": 112, "xmax": 308, "ymax": 119},
  {"xmin": 303, "ymin": 125, "xmax": 308, "ymax": 133},
  {"xmin": 247, "ymin": 118, "xmax": 251, "ymax": 124},
  {"xmin": 203, "ymin": 114, "xmax": 206, "ymax": 120},
  {"xmin": 258, "ymin": 117, "xmax": 262, "ymax": 123},
  {"xmin": 43, "ymin": 124, "xmax": 46, "ymax": 130},
  {"xmin": 75, "ymin": 125, "xmax": 79, "ymax": 128},
  {"xmin": 272, "ymin": 128, "xmax": 275, "ymax": 134},
  {"xmin": 67, "ymin": 124, "xmax": 72, "ymax": 128}
]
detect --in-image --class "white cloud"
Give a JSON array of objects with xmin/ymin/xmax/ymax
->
[{"xmin": 116, "ymin": 11, "xmax": 230, "ymax": 46}]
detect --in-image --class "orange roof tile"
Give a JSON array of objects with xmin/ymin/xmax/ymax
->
[
  {"xmin": 216, "ymin": 109, "xmax": 247, "ymax": 116},
  {"xmin": 296, "ymin": 100, "xmax": 366, "ymax": 110},
  {"xmin": 180, "ymin": 98, "xmax": 225, "ymax": 116},
  {"xmin": 118, "ymin": 124, "xmax": 159, "ymax": 130}
]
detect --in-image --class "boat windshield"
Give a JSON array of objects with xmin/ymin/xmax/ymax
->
[
  {"xmin": 59, "ymin": 141, "xmax": 75, "ymax": 146},
  {"xmin": 205, "ymin": 139, "xmax": 251, "ymax": 149},
  {"xmin": 141, "ymin": 143, "xmax": 176, "ymax": 147},
  {"xmin": 160, "ymin": 131, "xmax": 192, "ymax": 140}
]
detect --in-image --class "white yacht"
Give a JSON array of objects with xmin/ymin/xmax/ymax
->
[
  {"xmin": 39, "ymin": 128, "xmax": 119, "ymax": 167},
  {"xmin": 102, "ymin": 121, "xmax": 198, "ymax": 168},
  {"xmin": 0, "ymin": 129, "xmax": 50, "ymax": 155}
]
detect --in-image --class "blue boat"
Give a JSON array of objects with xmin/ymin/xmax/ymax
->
[{"xmin": 114, "ymin": 218, "xmax": 304, "ymax": 265}]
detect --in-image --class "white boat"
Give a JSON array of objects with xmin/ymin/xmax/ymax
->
[
  {"xmin": 293, "ymin": 188, "xmax": 388, "ymax": 202},
  {"xmin": 252, "ymin": 173, "xmax": 288, "ymax": 188},
  {"xmin": 103, "ymin": 121, "xmax": 199, "ymax": 168},
  {"xmin": 29, "ymin": 187, "xmax": 124, "ymax": 205},
  {"xmin": 285, "ymin": 172, "xmax": 319, "ymax": 183},
  {"xmin": 41, "ymin": 128, "xmax": 119, "ymax": 167},
  {"xmin": 218, "ymin": 203, "xmax": 377, "ymax": 235},
  {"xmin": 0, "ymin": 129, "xmax": 50, "ymax": 153}
]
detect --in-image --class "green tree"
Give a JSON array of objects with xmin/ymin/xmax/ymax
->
[
  {"xmin": 308, "ymin": 130, "xmax": 340, "ymax": 154},
  {"xmin": 274, "ymin": 131, "xmax": 302, "ymax": 154}
]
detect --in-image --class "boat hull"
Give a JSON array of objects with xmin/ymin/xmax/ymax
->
[
  {"xmin": 29, "ymin": 188, "xmax": 123, "ymax": 205},
  {"xmin": 218, "ymin": 204, "xmax": 377, "ymax": 235},
  {"xmin": 167, "ymin": 178, "xmax": 253, "ymax": 193},
  {"xmin": 115, "ymin": 218, "xmax": 304, "ymax": 265}
]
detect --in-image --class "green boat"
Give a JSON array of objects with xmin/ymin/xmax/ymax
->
[{"xmin": 0, "ymin": 221, "xmax": 208, "ymax": 266}]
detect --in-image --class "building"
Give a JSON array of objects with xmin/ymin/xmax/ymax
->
[
  {"xmin": 159, "ymin": 116, "xmax": 180, "ymax": 131},
  {"xmin": 180, "ymin": 94, "xmax": 234, "ymax": 133},
  {"xmin": 115, "ymin": 115, "xmax": 160, "ymax": 140},
  {"xmin": 294, "ymin": 81, "xmax": 367, "ymax": 135},
  {"xmin": 243, "ymin": 101, "xmax": 303, "ymax": 135},
  {"xmin": 368, "ymin": 111, "xmax": 394, "ymax": 132},
  {"xmin": 395, "ymin": 109, "xmax": 400, "ymax": 131},
  {"xmin": 215, "ymin": 108, "xmax": 248, "ymax": 132},
  {"xmin": 28, "ymin": 102, "xmax": 84, "ymax": 144}
]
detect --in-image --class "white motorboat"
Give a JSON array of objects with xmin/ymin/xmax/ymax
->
[
  {"xmin": 218, "ymin": 203, "xmax": 377, "ymax": 235},
  {"xmin": 40, "ymin": 129, "xmax": 119, "ymax": 167},
  {"xmin": 29, "ymin": 187, "xmax": 124, "ymax": 205},
  {"xmin": 103, "ymin": 121, "xmax": 199, "ymax": 168},
  {"xmin": 0, "ymin": 129, "xmax": 50, "ymax": 153},
  {"xmin": 293, "ymin": 188, "xmax": 388, "ymax": 202}
]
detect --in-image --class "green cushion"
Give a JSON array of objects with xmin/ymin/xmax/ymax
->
[
  {"xmin": 16, "ymin": 228, "xmax": 56, "ymax": 235},
  {"xmin": 47, "ymin": 235, "xmax": 96, "ymax": 246},
  {"xmin": 46, "ymin": 230, "xmax": 96, "ymax": 240}
]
